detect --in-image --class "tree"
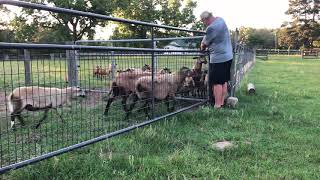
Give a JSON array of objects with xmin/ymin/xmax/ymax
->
[
  {"xmin": 285, "ymin": 0, "xmax": 320, "ymax": 48},
  {"xmin": 0, "ymin": 5, "xmax": 9, "ymax": 29},
  {"xmin": 110, "ymin": 0, "xmax": 198, "ymax": 47},
  {"xmin": 238, "ymin": 27, "xmax": 275, "ymax": 48},
  {"xmin": 11, "ymin": 0, "xmax": 117, "ymax": 42}
]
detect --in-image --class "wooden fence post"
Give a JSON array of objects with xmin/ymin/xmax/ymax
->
[{"xmin": 24, "ymin": 49, "xmax": 32, "ymax": 86}]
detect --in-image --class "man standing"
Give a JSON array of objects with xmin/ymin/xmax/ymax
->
[{"xmin": 200, "ymin": 11, "xmax": 233, "ymax": 109}]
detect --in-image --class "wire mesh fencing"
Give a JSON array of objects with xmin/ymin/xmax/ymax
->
[
  {"xmin": 229, "ymin": 44, "xmax": 255, "ymax": 96},
  {"xmin": 0, "ymin": 47, "xmax": 208, "ymax": 172}
]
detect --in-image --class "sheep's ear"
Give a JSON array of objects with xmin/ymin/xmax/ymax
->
[{"xmin": 192, "ymin": 56, "xmax": 199, "ymax": 59}]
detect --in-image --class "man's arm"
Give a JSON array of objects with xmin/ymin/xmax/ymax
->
[
  {"xmin": 200, "ymin": 37, "xmax": 207, "ymax": 51},
  {"xmin": 200, "ymin": 26, "xmax": 216, "ymax": 51}
]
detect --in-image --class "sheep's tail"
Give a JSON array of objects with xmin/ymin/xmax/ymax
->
[{"xmin": 6, "ymin": 93, "xmax": 14, "ymax": 113}]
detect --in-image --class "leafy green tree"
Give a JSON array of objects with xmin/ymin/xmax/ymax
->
[
  {"xmin": 110, "ymin": 0, "xmax": 198, "ymax": 47},
  {"xmin": 284, "ymin": 0, "xmax": 320, "ymax": 48},
  {"xmin": 238, "ymin": 27, "xmax": 275, "ymax": 48},
  {"xmin": 11, "ymin": 0, "xmax": 117, "ymax": 42}
]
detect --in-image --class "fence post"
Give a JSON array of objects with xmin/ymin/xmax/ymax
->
[
  {"xmin": 230, "ymin": 28, "xmax": 239, "ymax": 97},
  {"xmin": 111, "ymin": 51, "xmax": 116, "ymax": 80},
  {"xmin": 151, "ymin": 27, "xmax": 155, "ymax": 119},
  {"xmin": 24, "ymin": 49, "xmax": 31, "ymax": 86},
  {"xmin": 66, "ymin": 42, "xmax": 79, "ymax": 87}
]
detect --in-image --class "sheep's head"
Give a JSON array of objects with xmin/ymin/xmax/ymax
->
[
  {"xmin": 159, "ymin": 67, "xmax": 171, "ymax": 74},
  {"xmin": 182, "ymin": 76, "xmax": 195, "ymax": 88},
  {"xmin": 192, "ymin": 56, "xmax": 207, "ymax": 70},
  {"xmin": 68, "ymin": 87, "xmax": 85, "ymax": 98},
  {"xmin": 142, "ymin": 64, "xmax": 151, "ymax": 71},
  {"xmin": 194, "ymin": 55, "xmax": 207, "ymax": 64},
  {"xmin": 178, "ymin": 67, "xmax": 193, "ymax": 83}
]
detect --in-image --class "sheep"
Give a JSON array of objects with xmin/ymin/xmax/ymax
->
[
  {"xmin": 7, "ymin": 86, "xmax": 82, "ymax": 129},
  {"xmin": 134, "ymin": 67, "xmax": 194, "ymax": 118},
  {"xmin": 192, "ymin": 56, "xmax": 208, "ymax": 97},
  {"xmin": 104, "ymin": 69, "xmax": 152, "ymax": 119},
  {"xmin": 179, "ymin": 75, "xmax": 196, "ymax": 96},
  {"xmin": 93, "ymin": 64, "xmax": 117, "ymax": 79},
  {"xmin": 93, "ymin": 65, "xmax": 101, "ymax": 78},
  {"xmin": 104, "ymin": 65, "xmax": 173, "ymax": 119}
]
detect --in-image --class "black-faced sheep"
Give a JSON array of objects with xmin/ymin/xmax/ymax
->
[{"xmin": 7, "ymin": 86, "xmax": 82, "ymax": 129}]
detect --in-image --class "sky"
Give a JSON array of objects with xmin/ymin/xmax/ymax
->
[
  {"xmin": 194, "ymin": 0, "xmax": 291, "ymax": 30},
  {"xmin": 2, "ymin": 0, "xmax": 291, "ymax": 39}
]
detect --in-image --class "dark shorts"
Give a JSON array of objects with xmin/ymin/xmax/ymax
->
[{"xmin": 209, "ymin": 59, "xmax": 233, "ymax": 85}]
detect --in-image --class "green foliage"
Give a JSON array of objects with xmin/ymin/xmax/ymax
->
[
  {"xmin": 283, "ymin": 0, "xmax": 320, "ymax": 48},
  {"xmin": 110, "ymin": 0, "xmax": 198, "ymax": 47},
  {"xmin": 10, "ymin": 0, "xmax": 117, "ymax": 42},
  {"xmin": 239, "ymin": 27, "xmax": 276, "ymax": 48}
]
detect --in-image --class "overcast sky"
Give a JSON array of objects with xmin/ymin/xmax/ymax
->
[{"xmin": 194, "ymin": 0, "xmax": 291, "ymax": 30}]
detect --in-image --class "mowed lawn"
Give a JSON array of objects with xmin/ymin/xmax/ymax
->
[{"xmin": 3, "ymin": 55, "xmax": 320, "ymax": 179}]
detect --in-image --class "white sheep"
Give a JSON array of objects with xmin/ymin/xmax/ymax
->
[{"xmin": 7, "ymin": 86, "xmax": 82, "ymax": 129}]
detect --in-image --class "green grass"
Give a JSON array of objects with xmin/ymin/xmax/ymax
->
[{"xmin": 2, "ymin": 55, "xmax": 320, "ymax": 179}]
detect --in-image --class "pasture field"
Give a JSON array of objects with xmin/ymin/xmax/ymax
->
[{"xmin": 2, "ymin": 55, "xmax": 320, "ymax": 179}]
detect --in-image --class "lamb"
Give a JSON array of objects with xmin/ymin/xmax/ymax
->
[
  {"xmin": 134, "ymin": 67, "xmax": 194, "ymax": 118},
  {"xmin": 7, "ymin": 86, "xmax": 82, "ymax": 129}
]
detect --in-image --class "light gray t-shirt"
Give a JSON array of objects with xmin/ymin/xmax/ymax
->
[{"xmin": 202, "ymin": 17, "xmax": 233, "ymax": 63}]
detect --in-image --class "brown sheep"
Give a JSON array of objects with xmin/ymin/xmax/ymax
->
[{"xmin": 134, "ymin": 67, "xmax": 194, "ymax": 118}]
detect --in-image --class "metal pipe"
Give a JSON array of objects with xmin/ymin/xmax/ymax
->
[
  {"xmin": 175, "ymin": 97, "xmax": 207, "ymax": 102},
  {"xmin": 151, "ymin": 27, "xmax": 155, "ymax": 119},
  {"xmin": 0, "ymin": 42, "xmax": 204, "ymax": 53},
  {"xmin": 0, "ymin": 0, "xmax": 204, "ymax": 34},
  {"xmin": 75, "ymin": 36, "xmax": 205, "ymax": 44},
  {"xmin": 0, "ymin": 101, "xmax": 206, "ymax": 174}
]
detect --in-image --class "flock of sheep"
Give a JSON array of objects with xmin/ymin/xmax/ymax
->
[{"xmin": 6, "ymin": 56, "xmax": 208, "ymax": 129}]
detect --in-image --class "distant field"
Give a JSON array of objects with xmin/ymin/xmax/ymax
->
[{"xmin": 0, "ymin": 54, "xmax": 199, "ymax": 90}]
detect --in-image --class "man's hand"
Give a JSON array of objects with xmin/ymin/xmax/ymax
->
[{"xmin": 200, "ymin": 42, "xmax": 207, "ymax": 51}]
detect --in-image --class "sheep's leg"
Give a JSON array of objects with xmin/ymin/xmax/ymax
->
[
  {"xmin": 35, "ymin": 108, "xmax": 49, "ymax": 129},
  {"xmin": 142, "ymin": 99, "xmax": 151, "ymax": 119},
  {"xmin": 16, "ymin": 113, "xmax": 25, "ymax": 126},
  {"xmin": 104, "ymin": 96, "xmax": 114, "ymax": 116},
  {"xmin": 165, "ymin": 97, "xmax": 171, "ymax": 112},
  {"xmin": 53, "ymin": 109, "xmax": 64, "ymax": 123},
  {"xmin": 124, "ymin": 94, "xmax": 138, "ymax": 120},
  {"xmin": 167, "ymin": 96, "xmax": 175, "ymax": 112},
  {"xmin": 121, "ymin": 95, "xmax": 129, "ymax": 112},
  {"xmin": 10, "ymin": 110, "xmax": 24, "ymax": 129}
]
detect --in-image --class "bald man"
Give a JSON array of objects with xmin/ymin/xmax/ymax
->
[{"xmin": 200, "ymin": 11, "xmax": 233, "ymax": 109}]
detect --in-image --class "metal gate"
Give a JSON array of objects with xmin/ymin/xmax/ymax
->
[{"xmin": 0, "ymin": 0, "xmax": 208, "ymax": 173}]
